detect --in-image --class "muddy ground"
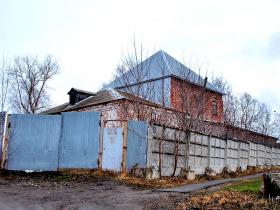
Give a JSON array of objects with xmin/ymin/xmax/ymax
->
[
  {"xmin": 0, "ymin": 171, "xmax": 185, "ymax": 210},
  {"xmin": 0, "ymin": 170, "xmax": 278, "ymax": 210}
]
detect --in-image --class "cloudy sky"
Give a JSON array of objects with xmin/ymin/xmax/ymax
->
[{"xmin": 1, "ymin": 0, "xmax": 280, "ymax": 110}]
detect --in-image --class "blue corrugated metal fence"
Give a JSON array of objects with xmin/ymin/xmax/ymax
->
[
  {"xmin": 7, "ymin": 114, "xmax": 61, "ymax": 171},
  {"xmin": 126, "ymin": 120, "xmax": 148, "ymax": 171},
  {"xmin": 59, "ymin": 112, "xmax": 100, "ymax": 169},
  {"xmin": 6, "ymin": 112, "xmax": 101, "ymax": 171},
  {"xmin": 4, "ymin": 112, "xmax": 148, "ymax": 173}
]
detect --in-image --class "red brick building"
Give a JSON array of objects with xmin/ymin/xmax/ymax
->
[
  {"xmin": 43, "ymin": 50, "xmax": 278, "ymax": 148},
  {"xmin": 170, "ymin": 76, "xmax": 223, "ymax": 123},
  {"xmin": 105, "ymin": 50, "xmax": 225, "ymax": 123}
]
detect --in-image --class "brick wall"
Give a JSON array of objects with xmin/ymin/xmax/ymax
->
[
  {"xmin": 170, "ymin": 77, "xmax": 224, "ymax": 123},
  {"xmin": 74, "ymin": 99, "xmax": 179, "ymax": 128},
  {"xmin": 70, "ymin": 98, "xmax": 278, "ymax": 148}
]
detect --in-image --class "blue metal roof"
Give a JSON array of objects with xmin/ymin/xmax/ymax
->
[{"xmin": 106, "ymin": 50, "xmax": 225, "ymax": 95}]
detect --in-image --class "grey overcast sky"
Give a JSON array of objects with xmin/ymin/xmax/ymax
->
[{"xmin": 1, "ymin": 0, "xmax": 280, "ymax": 110}]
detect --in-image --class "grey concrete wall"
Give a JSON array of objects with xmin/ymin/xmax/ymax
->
[
  {"xmin": 257, "ymin": 144, "xmax": 266, "ymax": 166},
  {"xmin": 189, "ymin": 133, "xmax": 209, "ymax": 174},
  {"xmin": 265, "ymin": 146, "xmax": 272, "ymax": 165},
  {"xmin": 272, "ymin": 147, "xmax": 278, "ymax": 166},
  {"xmin": 209, "ymin": 137, "xmax": 226, "ymax": 173},
  {"xmin": 249, "ymin": 142, "xmax": 257, "ymax": 167},
  {"xmin": 239, "ymin": 142, "xmax": 249, "ymax": 171},
  {"xmin": 146, "ymin": 125, "xmax": 187, "ymax": 177},
  {"xmin": 225, "ymin": 140, "xmax": 238, "ymax": 171},
  {"xmin": 277, "ymin": 149, "xmax": 280, "ymax": 166},
  {"xmin": 146, "ymin": 124, "xmax": 280, "ymax": 177}
]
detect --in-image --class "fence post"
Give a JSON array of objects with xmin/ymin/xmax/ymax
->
[
  {"xmin": 270, "ymin": 146, "xmax": 273, "ymax": 166},
  {"xmin": 1, "ymin": 114, "xmax": 10, "ymax": 169},
  {"xmin": 185, "ymin": 131, "xmax": 190, "ymax": 170},
  {"xmin": 98, "ymin": 115, "xmax": 104, "ymax": 175},
  {"xmin": 121, "ymin": 121, "xmax": 128, "ymax": 176},
  {"xmin": 207, "ymin": 135, "xmax": 211, "ymax": 169},
  {"xmin": 237, "ymin": 141, "xmax": 241, "ymax": 169},
  {"xmin": 225, "ymin": 138, "xmax": 228, "ymax": 168},
  {"xmin": 256, "ymin": 143, "xmax": 260, "ymax": 166},
  {"xmin": 248, "ymin": 142, "xmax": 252, "ymax": 166}
]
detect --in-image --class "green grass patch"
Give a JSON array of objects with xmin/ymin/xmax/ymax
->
[{"xmin": 226, "ymin": 178, "xmax": 262, "ymax": 194}]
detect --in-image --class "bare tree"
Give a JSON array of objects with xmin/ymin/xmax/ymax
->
[
  {"xmin": 113, "ymin": 41, "xmax": 156, "ymax": 120},
  {"xmin": 211, "ymin": 75, "xmax": 274, "ymax": 136},
  {"xmin": 254, "ymin": 103, "xmax": 272, "ymax": 135},
  {"xmin": 271, "ymin": 111, "xmax": 280, "ymax": 140},
  {"xmin": 238, "ymin": 93, "xmax": 259, "ymax": 130},
  {"xmin": 211, "ymin": 75, "xmax": 239, "ymax": 127},
  {"xmin": 10, "ymin": 55, "xmax": 59, "ymax": 114},
  {"xmin": 0, "ymin": 56, "xmax": 10, "ymax": 112}
]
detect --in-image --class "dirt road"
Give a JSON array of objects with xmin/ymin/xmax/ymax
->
[
  {"xmin": 0, "ymin": 171, "xmax": 271, "ymax": 210},
  {"xmin": 0, "ymin": 172, "xmax": 184, "ymax": 210}
]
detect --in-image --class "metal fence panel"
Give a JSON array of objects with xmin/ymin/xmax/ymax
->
[
  {"xmin": 7, "ymin": 114, "xmax": 61, "ymax": 171},
  {"xmin": 126, "ymin": 120, "xmax": 148, "ymax": 171},
  {"xmin": 102, "ymin": 127, "xmax": 123, "ymax": 172},
  {"xmin": 59, "ymin": 112, "xmax": 100, "ymax": 169}
]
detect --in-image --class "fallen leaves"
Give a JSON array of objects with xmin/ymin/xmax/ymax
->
[
  {"xmin": 116, "ymin": 175, "xmax": 202, "ymax": 189},
  {"xmin": 177, "ymin": 190, "xmax": 271, "ymax": 210}
]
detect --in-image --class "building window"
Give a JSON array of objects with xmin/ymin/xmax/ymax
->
[{"xmin": 212, "ymin": 100, "xmax": 218, "ymax": 116}]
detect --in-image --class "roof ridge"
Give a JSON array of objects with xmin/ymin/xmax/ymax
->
[
  {"xmin": 105, "ymin": 88, "xmax": 125, "ymax": 99},
  {"xmin": 160, "ymin": 50, "xmax": 171, "ymax": 75},
  {"xmin": 68, "ymin": 88, "xmax": 95, "ymax": 95}
]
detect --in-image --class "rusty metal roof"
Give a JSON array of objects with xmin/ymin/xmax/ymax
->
[{"xmin": 42, "ymin": 88, "xmax": 160, "ymax": 114}]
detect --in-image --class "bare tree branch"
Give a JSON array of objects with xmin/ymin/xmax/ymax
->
[{"xmin": 9, "ymin": 55, "xmax": 59, "ymax": 114}]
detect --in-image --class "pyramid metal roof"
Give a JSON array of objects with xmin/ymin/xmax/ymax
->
[{"xmin": 107, "ymin": 50, "xmax": 225, "ymax": 95}]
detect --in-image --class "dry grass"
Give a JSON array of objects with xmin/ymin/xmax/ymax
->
[
  {"xmin": 176, "ymin": 190, "xmax": 275, "ymax": 210},
  {"xmin": 0, "ymin": 167, "xmax": 279, "ymax": 189},
  {"xmin": 116, "ymin": 167, "xmax": 280, "ymax": 189},
  {"xmin": 116, "ymin": 175, "xmax": 205, "ymax": 189}
]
